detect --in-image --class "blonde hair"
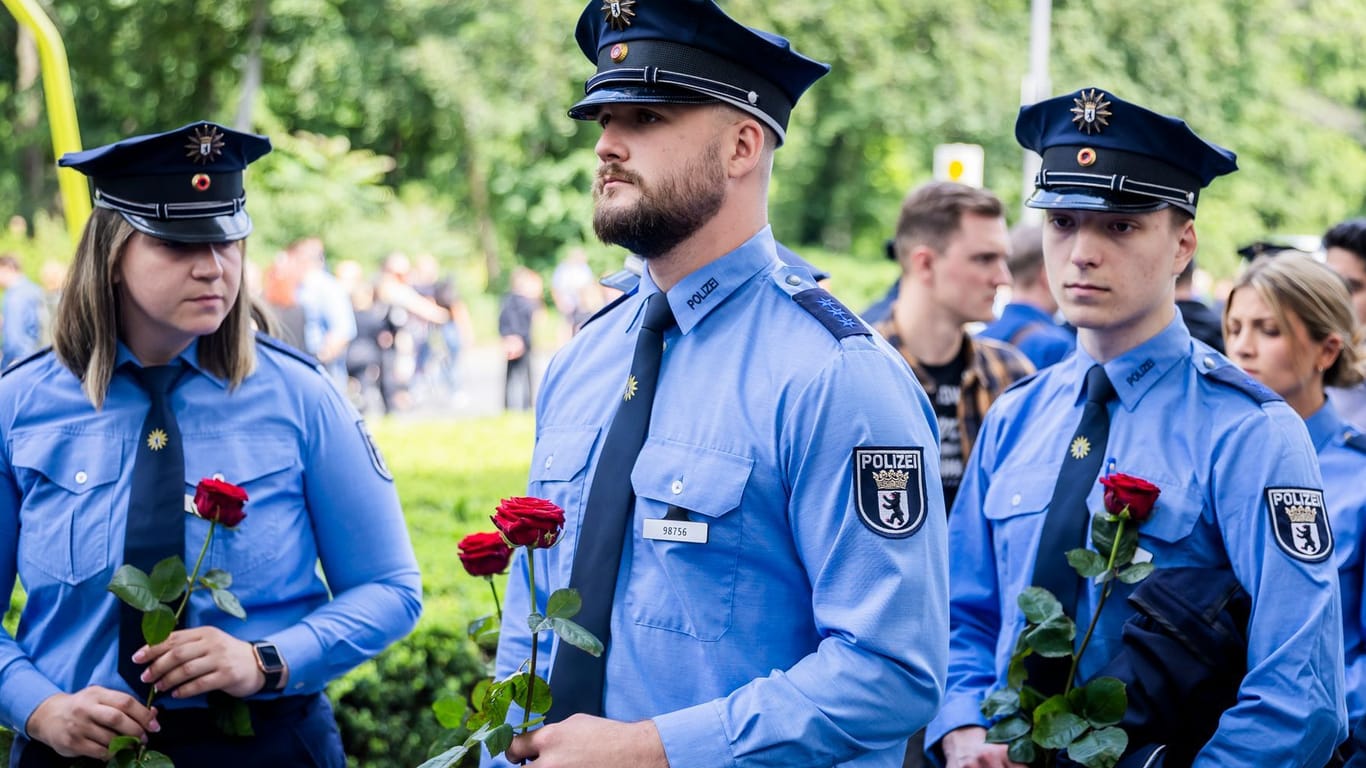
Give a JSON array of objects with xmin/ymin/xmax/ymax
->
[
  {"xmin": 1224, "ymin": 254, "xmax": 1365, "ymax": 389},
  {"xmin": 52, "ymin": 208, "xmax": 266, "ymax": 408}
]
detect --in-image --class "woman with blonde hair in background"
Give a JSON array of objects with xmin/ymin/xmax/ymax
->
[{"xmin": 1224, "ymin": 253, "xmax": 1366, "ymax": 758}]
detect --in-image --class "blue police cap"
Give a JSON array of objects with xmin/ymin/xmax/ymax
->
[
  {"xmin": 567, "ymin": 0, "xmax": 830, "ymax": 145},
  {"xmin": 1015, "ymin": 88, "xmax": 1237, "ymax": 216},
  {"xmin": 59, "ymin": 121, "xmax": 271, "ymax": 243}
]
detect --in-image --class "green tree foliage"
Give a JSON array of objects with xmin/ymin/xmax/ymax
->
[{"xmin": 1, "ymin": 0, "xmax": 1363, "ymax": 282}]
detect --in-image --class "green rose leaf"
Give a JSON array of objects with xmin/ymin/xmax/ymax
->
[
  {"xmin": 483, "ymin": 723, "xmax": 515, "ymax": 757},
  {"xmin": 1118, "ymin": 562, "xmax": 1155, "ymax": 585},
  {"xmin": 545, "ymin": 588, "xmax": 582, "ymax": 619},
  {"xmin": 110, "ymin": 751, "xmax": 138, "ymax": 768},
  {"xmin": 985, "ymin": 715, "xmax": 1031, "ymax": 744},
  {"xmin": 467, "ymin": 615, "xmax": 501, "ymax": 651},
  {"xmin": 200, "ymin": 568, "xmax": 232, "ymax": 590},
  {"xmin": 414, "ymin": 745, "xmax": 470, "ymax": 768},
  {"xmin": 1066, "ymin": 548, "xmax": 1109, "ymax": 579},
  {"xmin": 1090, "ymin": 513, "xmax": 1119, "ymax": 554},
  {"xmin": 138, "ymin": 749, "xmax": 175, "ymax": 768},
  {"xmin": 212, "ymin": 696, "xmax": 254, "ymax": 737},
  {"xmin": 108, "ymin": 735, "xmax": 141, "ymax": 758},
  {"xmin": 1007, "ymin": 652, "xmax": 1029, "ymax": 690},
  {"xmin": 1032, "ymin": 710, "xmax": 1088, "ymax": 749},
  {"xmin": 433, "ymin": 694, "xmax": 468, "ymax": 729},
  {"xmin": 484, "ymin": 675, "xmax": 517, "ymax": 725},
  {"xmin": 141, "ymin": 604, "xmax": 176, "ymax": 646},
  {"xmin": 1007, "ymin": 736, "xmax": 1038, "ymax": 765},
  {"xmin": 470, "ymin": 678, "xmax": 493, "ymax": 715},
  {"xmin": 1079, "ymin": 677, "xmax": 1127, "ymax": 727},
  {"xmin": 981, "ymin": 688, "xmax": 1021, "ymax": 719},
  {"xmin": 1066, "ymin": 725, "xmax": 1129, "ymax": 768},
  {"xmin": 108, "ymin": 565, "xmax": 159, "ymax": 612},
  {"xmin": 544, "ymin": 617, "xmax": 604, "ymax": 657},
  {"xmin": 1024, "ymin": 614, "xmax": 1076, "ymax": 657},
  {"xmin": 149, "ymin": 557, "xmax": 187, "ymax": 603},
  {"xmin": 509, "ymin": 672, "xmax": 553, "ymax": 715},
  {"xmin": 1018, "ymin": 586, "xmax": 1064, "ymax": 624},
  {"xmin": 1032, "ymin": 693, "xmax": 1071, "ymax": 721},
  {"xmin": 212, "ymin": 588, "xmax": 246, "ymax": 620},
  {"xmin": 1113, "ymin": 527, "xmax": 1139, "ymax": 568},
  {"xmin": 526, "ymin": 611, "xmax": 546, "ymax": 634}
]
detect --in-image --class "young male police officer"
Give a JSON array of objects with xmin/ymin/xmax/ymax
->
[
  {"xmin": 927, "ymin": 88, "xmax": 1346, "ymax": 766},
  {"xmin": 490, "ymin": 2, "xmax": 949, "ymax": 767}
]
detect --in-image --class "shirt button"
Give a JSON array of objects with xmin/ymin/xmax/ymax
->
[
  {"xmin": 212, "ymin": 473, "xmax": 225, "ymax": 481},
  {"xmin": 75, "ymin": 471, "xmax": 88, "ymax": 485},
  {"xmin": 1011, "ymin": 493, "xmax": 1022, "ymax": 506},
  {"xmin": 544, "ymin": 456, "xmax": 554, "ymax": 470},
  {"xmin": 785, "ymin": 274, "xmax": 802, "ymax": 287},
  {"xmin": 671, "ymin": 480, "xmax": 683, "ymax": 495},
  {"xmin": 1203, "ymin": 356, "xmax": 1216, "ymax": 369}
]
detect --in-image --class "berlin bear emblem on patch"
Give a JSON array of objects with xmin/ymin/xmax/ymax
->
[
  {"xmin": 853, "ymin": 447, "xmax": 927, "ymax": 538},
  {"xmin": 1266, "ymin": 487, "xmax": 1333, "ymax": 563}
]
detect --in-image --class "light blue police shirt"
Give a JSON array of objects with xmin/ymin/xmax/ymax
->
[
  {"xmin": 489, "ymin": 227, "xmax": 949, "ymax": 768},
  {"xmin": 0, "ymin": 337, "xmax": 422, "ymax": 736},
  {"xmin": 928, "ymin": 316, "xmax": 1346, "ymax": 766},
  {"xmin": 1308, "ymin": 397, "xmax": 1366, "ymax": 727}
]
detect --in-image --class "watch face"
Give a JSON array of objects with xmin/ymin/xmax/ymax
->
[{"xmin": 255, "ymin": 643, "xmax": 284, "ymax": 671}]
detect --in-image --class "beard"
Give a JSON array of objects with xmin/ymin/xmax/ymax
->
[{"xmin": 592, "ymin": 140, "xmax": 727, "ymax": 258}]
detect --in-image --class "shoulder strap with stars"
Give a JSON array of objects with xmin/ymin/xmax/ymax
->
[{"xmin": 792, "ymin": 288, "xmax": 870, "ymax": 340}]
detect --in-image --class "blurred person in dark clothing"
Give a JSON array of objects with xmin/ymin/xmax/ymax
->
[
  {"xmin": 1176, "ymin": 257, "xmax": 1225, "ymax": 353},
  {"xmin": 979, "ymin": 223, "xmax": 1076, "ymax": 369},
  {"xmin": 499, "ymin": 266, "xmax": 543, "ymax": 410}
]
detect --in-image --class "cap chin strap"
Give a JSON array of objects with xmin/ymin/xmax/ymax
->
[
  {"xmin": 1035, "ymin": 169, "xmax": 1196, "ymax": 208},
  {"xmin": 94, "ymin": 189, "xmax": 246, "ymax": 220}
]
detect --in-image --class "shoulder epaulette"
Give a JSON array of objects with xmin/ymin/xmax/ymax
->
[
  {"xmin": 792, "ymin": 288, "xmax": 870, "ymax": 340},
  {"xmin": 579, "ymin": 289, "xmax": 635, "ymax": 331},
  {"xmin": 255, "ymin": 332, "xmax": 323, "ymax": 370},
  {"xmin": 1, "ymin": 346, "xmax": 54, "ymax": 377},
  {"xmin": 1199, "ymin": 360, "xmax": 1281, "ymax": 404},
  {"xmin": 1343, "ymin": 430, "xmax": 1366, "ymax": 454},
  {"xmin": 1003, "ymin": 370, "xmax": 1042, "ymax": 393}
]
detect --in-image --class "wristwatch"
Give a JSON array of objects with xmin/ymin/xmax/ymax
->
[{"xmin": 251, "ymin": 641, "xmax": 286, "ymax": 691}]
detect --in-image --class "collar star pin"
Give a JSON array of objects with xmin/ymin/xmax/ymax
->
[
  {"xmin": 185, "ymin": 124, "xmax": 226, "ymax": 165},
  {"xmin": 1070, "ymin": 89, "xmax": 1112, "ymax": 135},
  {"xmin": 601, "ymin": 0, "xmax": 636, "ymax": 31}
]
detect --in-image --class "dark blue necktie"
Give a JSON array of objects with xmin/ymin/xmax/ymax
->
[
  {"xmin": 1027, "ymin": 363, "xmax": 1116, "ymax": 695},
  {"xmin": 547, "ymin": 292, "xmax": 675, "ymax": 722},
  {"xmin": 119, "ymin": 363, "xmax": 186, "ymax": 697}
]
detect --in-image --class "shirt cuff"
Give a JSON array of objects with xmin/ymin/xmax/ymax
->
[
  {"xmin": 266, "ymin": 625, "xmax": 323, "ymax": 697},
  {"xmin": 924, "ymin": 695, "xmax": 989, "ymax": 757},
  {"xmin": 1, "ymin": 662, "xmax": 62, "ymax": 737},
  {"xmin": 653, "ymin": 700, "xmax": 735, "ymax": 768}
]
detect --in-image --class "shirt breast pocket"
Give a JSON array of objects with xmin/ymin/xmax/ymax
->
[
  {"xmin": 528, "ymin": 426, "xmax": 600, "ymax": 585},
  {"xmin": 627, "ymin": 440, "xmax": 753, "ymax": 641},
  {"xmin": 13, "ymin": 432, "xmax": 123, "ymax": 586},
  {"xmin": 982, "ymin": 469, "xmax": 1056, "ymax": 593},
  {"xmin": 185, "ymin": 437, "xmax": 300, "ymax": 573}
]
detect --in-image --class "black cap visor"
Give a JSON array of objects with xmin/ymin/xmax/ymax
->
[
  {"xmin": 1026, "ymin": 188, "xmax": 1185, "ymax": 216},
  {"xmin": 116, "ymin": 208, "xmax": 253, "ymax": 244}
]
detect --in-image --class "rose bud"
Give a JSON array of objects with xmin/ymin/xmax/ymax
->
[
  {"xmin": 1100, "ymin": 473, "xmax": 1160, "ymax": 523},
  {"xmin": 459, "ymin": 531, "xmax": 514, "ymax": 577},
  {"xmin": 492, "ymin": 496, "xmax": 566, "ymax": 548},
  {"xmin": 193, "ymin": 478, "xmax": 249, "ymax": 528}
]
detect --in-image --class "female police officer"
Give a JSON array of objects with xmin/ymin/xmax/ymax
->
[
  {"xmin": 0, "ymin": 122, "xmax": 422, "ymax": 766},
  {"xmin": 1225, "ymin": 254, "xmax": 1366, "ymax": 745}
]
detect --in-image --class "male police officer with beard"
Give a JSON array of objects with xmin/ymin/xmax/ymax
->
[{"xmin": 487, "ymin": 2, "xmax": 950, "ymax": 767}]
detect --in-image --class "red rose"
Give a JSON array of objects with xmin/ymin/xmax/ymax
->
[
  {"xmin": 1100, "ymin": 473, "xmax": 1160, "ymax": 523},
  {"xmin": 458, "ymin": 531, "xmax": 513, "ymax": 577},
  {"xmin": 492, "ymin": 496, "xmax": 565, "ymax": 548},
  {"xmin": 193, "ymin": 478, "xmax": 249, "ymax": 528}
]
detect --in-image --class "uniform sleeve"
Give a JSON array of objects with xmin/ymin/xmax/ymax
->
[
  {"xmin": 651, "ymin": 344, "xmax": 950, "ymax": 767},
  {"xmin": 1195, "ymin": 408, "xmax": 1346, "ymax": 766},
  {"xmin": 925, "ymin": 409, "xmax": 1006, "ymax": 752},
  {"xmin": 266, "ymin": 382, "xmax": 422, "ymax": 690},
  {"xmin": 0, "ymin": 429, "xmax": 62, "ymax": 735}
]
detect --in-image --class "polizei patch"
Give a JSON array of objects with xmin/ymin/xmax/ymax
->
[
  {"xmin": 853, "ymin": 447, "xmax": 927, "ymax": 538},
  {"xmin": 1266, "ymin": 487, "xmax": 1333, "ymax": 563}
]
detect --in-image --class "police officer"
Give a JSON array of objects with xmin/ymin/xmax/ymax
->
[
  {"xmin": 492, "ymin": 2, "xmax": 949, "ymax": 767},
  {"xmin": 927, "ymin": 88, "xmax": 1345, "ymax": 766},
  {"xmin": 0, "ymin": 254, "xmax": 46, "ymax": 369},
  {"xmin": 1224, "ymin": 254, "xmax": 1366, "ymax": 746},
  {"xmin": 0, "ymin": 122, "xmax": 422, "ymax": 766}
]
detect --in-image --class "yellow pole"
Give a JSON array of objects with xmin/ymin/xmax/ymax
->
[{"xmin": 2, "ymin": 0, "xmax": 90, "ymax": 242}]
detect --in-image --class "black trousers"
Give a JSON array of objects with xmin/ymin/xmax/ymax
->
[{"xmin": 10, "ymin": 693, "xmax": 344, "ymax": 768}]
